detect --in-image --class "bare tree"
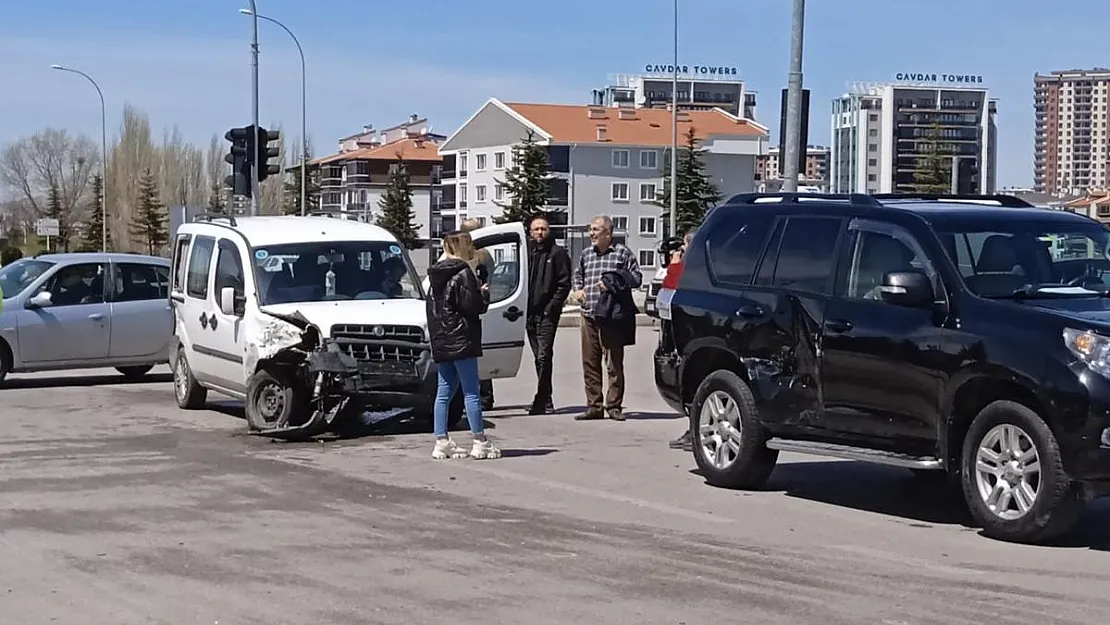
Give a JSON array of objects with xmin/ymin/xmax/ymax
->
[
  {"xmin": 205, "ymin": 133, "xmax": 230, "ymax": 210},
  {"xmin": 107, "ymin": 105, "xmax": 158, "ymax": 252},
  {"xmin": 259, "ymin": 121, "xmax": 286, "ymax": 215},
  {"xmin": 158, "ymin": 126, "xmax": 205, "ymax": 209},
  {"xmin": 0, "ymin": 129, "xmax": 97, "ymax": 227}
]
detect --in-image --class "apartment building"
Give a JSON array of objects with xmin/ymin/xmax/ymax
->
[
  {"xmin": 310, "ymin": 115, "xmax": 446, "ymax": 241},
  {"xmin": 1034, "ymin": 68, "xmax": 1110, "ymax": 195},
  {"xmin": 594, "ymin": 70, "xmax": 757, "ymax": 119},
  {"xmin": 756, "ymin": 145, "xmax": 830, "ymax": 191},
  {"xmin": 830, "ymin": 83, "xmax": 998, "ymax": 195},
  {"xmin": 435, "ymin": 98, "xmax": 767, "ymax": 278}
]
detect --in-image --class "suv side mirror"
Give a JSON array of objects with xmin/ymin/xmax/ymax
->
[
  {"xmin": 219, "ymin": 287, "xmax": 245, "ymax": 317},
  {"xmin": 26, "ymin": 291, "xmax": 52, "ymax": 308},
  {"xmin": 879, "ymin": 271, "xmax": 933, "ymax": 308}
]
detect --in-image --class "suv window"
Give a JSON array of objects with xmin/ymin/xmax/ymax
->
[
  {"xmin": 707, "ymin": 213, "xmax": 775, "ymax": 285},
  {"xmin": 186, "ymin": 236, "xmax": 215, "ymax": 299},
  {"xmin": 844, "ymin": 231, "xmax": 930, "ymax": 300},
  {"xmin": 40, "ymin": 263, "xmax": 106, "ymax": 306},
  {"xmin": 763, "ymin": 217, "xmax": 842, "ymax": 294},
  {"xmin": 115, "ymin": 263, "xmax": 170, "ymax": 302}
]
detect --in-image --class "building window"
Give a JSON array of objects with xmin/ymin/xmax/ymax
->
[
  {"xmin": 476, "ymin": 216, "xmax": 487, "ymax": 227},
  {"xmin": 612, "ymin": 215, "xmax": 628, "ymax": 232},
  {"xmin": 639, "ymin": 182, "xmax": 657, "ymax": 202},
  {"xmin": 639, "ymin": 216, "xmax": 657, "ymax": 235},
  {"xmin": 494, "ymin": 152, "xmax": 505, "ymax": 169},
  {"xmin": 612, "ymin": 149, "xmax": 630, "ymax": 168},
  {"xmin": 459, "ymin": 183, "xmax": 467, "ymax": 202},
  {"xmin": 476, "ymin": 185, "xmax": 487, "ymax": 202},
  {"xmin": 640, "ymin": 150, "xmax": 658, "ymax": 169},
  {"xmin": 494, "ymin": 184, "xmax": 505, "ymax": 201},
  {"xmin": 638, "ymin": 249, "xmax": 657, "ymax": 267},
  {"xmin": 868, "ymin": 158, "xmax": 877, "ymax": 166},
  {"xmin": 611, "ymin": 182, "xmax": 630, "ymax": 201},
  {"xmin": 459, "ymin": 153, "xmax": 468, "ymax": 175},
  {"xmin": 475, "ymin": 154, "xmax": 487, "ymax": 171}
]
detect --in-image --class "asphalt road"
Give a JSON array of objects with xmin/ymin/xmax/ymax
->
[{"xmin": 1, "ymin": 325, "xmax": 1108, "ymax": 624}]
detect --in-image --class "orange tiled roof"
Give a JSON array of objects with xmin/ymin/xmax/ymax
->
[
  {"xmin": 502, "ymin": 102, "xmax": 767, "ymax": 145},
  {"xmin": 1064, "ymin": 192, "xmax": 1110, "ymax": 208},
  {"xmin": 311, "ymin": 137, "xmax": 441, "ymax": 166}
]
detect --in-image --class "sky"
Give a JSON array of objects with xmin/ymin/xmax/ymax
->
[{"xmin": 1, "ymin": 0, "xmax": 1105, "ymax": 190}]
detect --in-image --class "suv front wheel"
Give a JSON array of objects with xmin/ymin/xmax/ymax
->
[
  {"xmin": 690, "ymin": 370, "xmax": 778, "ymax": 489},
  {"xmin": 960, "ymin": 400, "xmax": 1084, "ymax": 543}
]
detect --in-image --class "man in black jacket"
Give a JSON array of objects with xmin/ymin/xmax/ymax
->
[{"xmin": 525, "ymin": 215, "xmax": 571, "ymax": 415}]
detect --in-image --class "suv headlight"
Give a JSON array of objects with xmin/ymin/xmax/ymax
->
[{"xmin": 1063, "ymin": 328, "xmax": 1110, "ymax": 377}]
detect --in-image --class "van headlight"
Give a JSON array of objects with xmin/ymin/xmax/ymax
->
[{"xmin": 1063, "ymin": 328, "xmax": 1110, "ymax": 378}]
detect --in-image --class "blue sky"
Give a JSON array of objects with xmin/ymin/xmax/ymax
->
[{"xmin": 0, "ymin": 0, "xmax": 1104, "ymax": 189}]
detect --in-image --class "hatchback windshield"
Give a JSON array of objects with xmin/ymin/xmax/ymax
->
[
  {"xmin": 252, "ymin": 241, "xmax": 422, "ymax": 305},
  {"xmin": 0, "ymin": 258, "xmax": 54, "ymax": 298},
  {"xmin": 932, "ymin": 217, "xmax": 1110, "ymax": 298}
]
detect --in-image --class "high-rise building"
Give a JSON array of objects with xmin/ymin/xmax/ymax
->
[
  {"xmin": 1033, "ymin": 68, "xmax": 1110, "ymax": 195},
  {"xmin": 830, "ymin": 82, "xmax": 997, "ymax": 195},
  {"xmin": 594, "ymin": 70, "xmax": 757, "ymax": 119}
]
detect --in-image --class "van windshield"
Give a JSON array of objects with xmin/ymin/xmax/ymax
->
[
  {"xmin": 252, "ymin": 241, "xmax": 423, "ymax": 305},
  {"xmin": 0, "ymin": 258, "xmax": 54, "ymax": 298},
  {"xmin": 932, "ymin": 218, "xmax": 1110, "ymax": 298}
]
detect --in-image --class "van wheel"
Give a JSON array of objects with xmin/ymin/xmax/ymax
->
[
  {"xmin": 690, "ymin": 370, "xmax": 778, "ymax": 489},
  {"xmin": 117, "ymin": 365, "xmax": 154, "ymax": 381},
  {"xmin": 245, "ymin": 368, "xmax": 308, "ymax": 432},
  {"xmin": 960, "ymin": 400, "xmax": 1084, "ymax": 543},
  {"xmin": 173, "ymin": 347, "xmax": 207, "ymax": 409}
]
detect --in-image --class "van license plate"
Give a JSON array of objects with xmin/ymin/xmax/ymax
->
[{"xmin": 359, "ymin": 361, "xmax": 417, "ymax": 377}]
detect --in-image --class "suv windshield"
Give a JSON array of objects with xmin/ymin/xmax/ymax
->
[
  {"xmin": 0, "ymin": 258, "xmax": 54, "ymax": 298},
  {"xmin": 933, "ymin": 218, "xmax": 1110, "ymax": 298},
  {"xmin": 252, "ymin": 241, "xmax": 423, "ymax": 305}
]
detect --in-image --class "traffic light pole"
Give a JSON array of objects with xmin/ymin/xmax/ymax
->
[{"xmin": 249, "ymin": 0, "xmax": 261, "ymax": 215}]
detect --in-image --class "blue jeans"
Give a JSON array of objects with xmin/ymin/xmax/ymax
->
[{"xmin": 433, "ymin": 357, "xmax": 484, "ymax": 438}]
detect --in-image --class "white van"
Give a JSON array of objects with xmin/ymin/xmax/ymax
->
[{"xmin": 169, "ymin": 214, "xmax": 529, "ymax": 439}]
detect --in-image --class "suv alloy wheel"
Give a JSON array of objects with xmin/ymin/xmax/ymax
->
[
  {"xmin": 690, "ymin": 370, "xmax": 779, "ymax": 489},
  {"xmin": 960, "ymin": 400, "xmax": 1084, "ymax": 543}
]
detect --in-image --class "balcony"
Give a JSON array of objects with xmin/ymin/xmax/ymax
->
[{"xmin": 440, "ymin": 168, "xmax": 456, "ymax": 180}]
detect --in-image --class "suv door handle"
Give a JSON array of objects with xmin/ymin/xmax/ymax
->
[
  {"xmin": 824, "ymin": 319, "xmax": 853, "ymax": 333},
  {"xmin": 503, "ymin": 306, "xmax": 523, "ymax": 322},
  {"xmin": 734, "ymin": 304, "xmax": 763, "ymax": 318}
]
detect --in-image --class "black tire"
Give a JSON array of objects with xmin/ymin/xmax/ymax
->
[
  {"xmin": 960, "ymin": 400, "xmax": 1085, "ymax": 544},
  {"xmin": 173, "ymin": 347, "xmax": 207, "ymax": 409},
  {"xmin": 0, "ymin": 339, "xmax": 11, "ymax": 384},
  {"xmin": 116, "ymin": 365, "xmax": 154, "ymax": 381},
  {"xmin": 690, "ymin": 370, "xmax": 778, "ymax": 489},
  {"xmin": 245, "ymin": 367, "xmax": 309, "ymax": 432}
]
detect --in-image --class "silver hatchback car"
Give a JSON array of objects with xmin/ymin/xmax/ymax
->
[{"xmin": 0, "ymin": 252, "xmax": 173, "ymax": 383}]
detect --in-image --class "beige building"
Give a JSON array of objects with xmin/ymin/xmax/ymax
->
[
  {"xmin": 1034, "ymin": 68, "xmax": 1110, "ymax": 195},
  {"xmin": 756, "ymin": 145, "xmax": 830, "ymax": 191}
]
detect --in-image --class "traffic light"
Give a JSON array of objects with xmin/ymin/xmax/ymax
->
[
  {"xmin": 256, "ymin": 126, "xmax": 281, "ymax": 183},
  {"xmin": 224, "ymin": 126, "xmax": 254, "ymax": 198}
]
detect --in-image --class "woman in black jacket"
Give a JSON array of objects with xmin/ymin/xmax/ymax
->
[{"xmin": 426, "ymin": 231, "xmax": 501, "ymax": 460}]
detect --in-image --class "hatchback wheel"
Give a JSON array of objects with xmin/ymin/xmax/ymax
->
[
  {"xmin": 690, "ymin": 370, "xmax": 778, "ymax": 489},
  {"xmin": 960, "ymin": 400, "xmax": 1084, "ymax": 543}
]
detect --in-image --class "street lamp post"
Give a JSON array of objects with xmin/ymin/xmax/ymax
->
[
  {"xmin": 669, "ymin": 0, "xmax": 678, "ymax": 240},
  {"xmin": 781, "ymin": 0, "xmax": 807, "ymax": 193},
  {"xmin": 240, "ymin": 7, "xmax": 307, "ymax": 216},
  {"xmin": 51, "ymin": 64, "xmax": 108, "ymax": 252},
  {"xmin": 248, "ymin": 0, "xmax": 260, "ymax": 215}
]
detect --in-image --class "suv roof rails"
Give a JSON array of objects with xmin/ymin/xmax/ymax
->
[
  {"xmin": 193, "ymin": 212, "xmax": 238, "ymax": 226},
  {"xmin": 870, "ymin": 193, "xmax": 1034, "ymax": 208},
  {"xmin": 724, "ymin": 192, "xmax": 884, "ymax": 207}
]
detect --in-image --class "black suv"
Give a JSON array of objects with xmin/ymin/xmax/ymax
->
[{"xmin": 654, "ymin": 192, "xmax": 1110, "ymax": 543}]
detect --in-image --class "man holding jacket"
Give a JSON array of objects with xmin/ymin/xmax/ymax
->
[{"xmin": 524, "ymin": 215, "xmax": 571, "ymax": 415}]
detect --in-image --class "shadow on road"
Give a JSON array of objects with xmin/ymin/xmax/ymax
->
[
  {"xmin": 2, "ymin": 373, "xmax": 173, "ymax": 389},
  {"xmin": 501, "ymin": 448, "xmax": 559, "ymax": 458},
  {"xmin": 693, "ymin": 460, "xmax": 1110, "ymax": 550}
]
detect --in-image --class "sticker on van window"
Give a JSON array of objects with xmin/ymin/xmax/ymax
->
[
  {"xmin": 389, "ymin": 245, "xmax": 401, "ymax": 254},
  {"xmin": 255, "ymin": 249, "xmax": 269, "ymax": 260}
]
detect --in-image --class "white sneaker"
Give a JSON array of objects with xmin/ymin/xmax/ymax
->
[
  {"xmin": 462, "ymin": 439, "xmax": 502, "ymax": 460},
  {"xmin": 432, "ymin": 438, "xmax": 460, "ymax": 460}
]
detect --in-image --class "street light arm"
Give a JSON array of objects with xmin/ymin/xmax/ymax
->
[{"xmin": 51, "ymin": 64, "xmax": 109, "ymax": 252}]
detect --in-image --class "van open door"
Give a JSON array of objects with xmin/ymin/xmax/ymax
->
[{"xmin": 468, "ymin": 222, "xmax": 529, "ymax": 379}]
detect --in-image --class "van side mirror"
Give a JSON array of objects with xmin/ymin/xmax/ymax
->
[
  {"xmin": 879, "ymin": 271, "xmax": 934, "ymax": 308},
  {"xmin": 26, "ymin": 291, "xmax": 52, "ymax": 308},
  {"xmin": 219, "ymin": 287, "xmax": 245, "ymax": 317}
]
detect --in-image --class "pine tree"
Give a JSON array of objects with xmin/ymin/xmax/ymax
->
[
  {"xmin": 495, "ymin": 129, "xmax": 551, "ymax": 224},
  {"xmin": 43, "ymin": 184, "xmax": 71, "ymax": 252},
  {"xmin": 655, "ymin": 126, "xmax": 722, "ymax": 239},
  {"xmin": 908, "ymin": 121, "xmax": 951, "ymax": 194},
  {"xmin": 79, "ymin": 174, "xmax": 111, "ymax": 251},
  {"xmin": 207, "ymin": 181, "xmax": 226, "ymax": 214},
  {"xmin": 375, "ymin": 156, "xmax": 420, "ymax": 249},
  {"xmin": 283, "ymin": 153, "xmax": 321, "ymax": 215},
  {"xmin": 129, "ymin": 168, "xmax": 170, "ymax": 255}
]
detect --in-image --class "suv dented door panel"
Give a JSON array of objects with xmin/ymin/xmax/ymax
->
[{"xmin": 469, "ymin": 222, "xmax": 528, "ymax": 379}]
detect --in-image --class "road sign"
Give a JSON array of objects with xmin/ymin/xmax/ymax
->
[{"xmin": 35, "ymin": 218, "xmax": 59, "ymax": 237}]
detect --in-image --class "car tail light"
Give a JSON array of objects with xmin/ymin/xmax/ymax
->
[{"xmin": 656, "ymin": 260, "xmax": 684, "ymax": 320}]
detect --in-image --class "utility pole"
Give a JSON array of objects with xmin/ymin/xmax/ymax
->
[
  {"xmin": 668, "ymin": 0, "xmax": 678, "ymax": 239},
  {"xmin": 781, "ymin": 0, "xmax": 806, "ymax": 192},
  {"xmin": 249, "ymin": 0, "xmax": 261, "ymax": 215}
]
